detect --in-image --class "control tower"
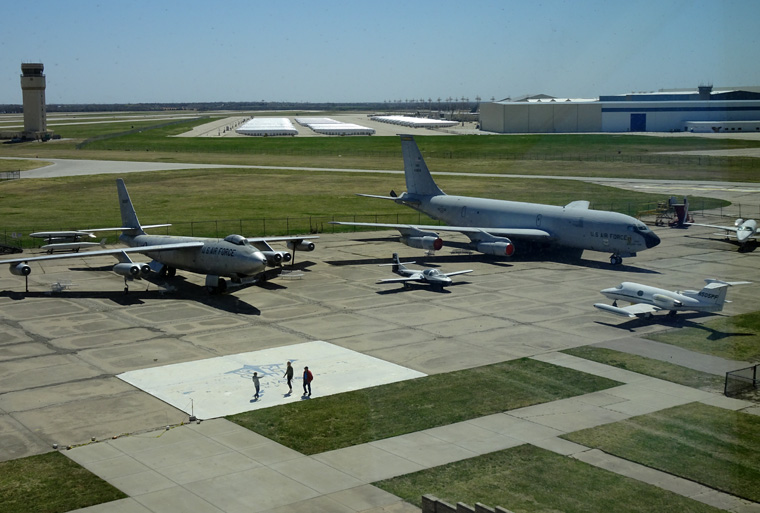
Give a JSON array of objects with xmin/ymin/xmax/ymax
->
[{"xmin": 20, "ymin": 63, "xmax": 47, "ymax": 137}]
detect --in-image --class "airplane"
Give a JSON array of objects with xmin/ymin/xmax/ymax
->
[
  {"xmin": 1, "ymin": 179, "xmax": 317, "ymax": 294},
  {"xmin": 594, "ymin": 279, "xmax": 751, "ymax": 319},
  {"xmin": 377, "ymin": 252, "xmax": 472, "ymax": 289},
  {"xmin": 686, "ymin": 218, "xmax": 757, "ymax": 249},
  {"xmin": 330, "ymin": 134, "xmax": 660, "ymax": 265}
]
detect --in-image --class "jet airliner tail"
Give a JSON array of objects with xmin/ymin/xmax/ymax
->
[{"xmin": 400, "ymin": 135, "xmax": 445, "ymax": 197}]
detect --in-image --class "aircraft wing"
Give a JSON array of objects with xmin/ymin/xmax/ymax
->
[
  {"xmin": 686, "ymin": 222, "xmax": 737, "ymax": 233},
  {"xmin": 329, "ymin": 222, "xmax": 551, "ymax": 240},
  {"xmin": 245, "ymin": 235, "xmax": 319, "ymax": 243},
  {"xmin": 378, "ymin": 276, "xmax": 421, "ymax": 284},
  {"xmin": 443, "ymin": 269, "xmax": 473, "ymax": 277},
  {"xmin": 594, "ymin": 302, "xmax": 660, "ymax": 318},
  {"xmin": 0, "ymin": 242, "xmax": 204, "ymax": 265}
]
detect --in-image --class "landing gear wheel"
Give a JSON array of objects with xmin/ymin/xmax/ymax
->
[
  {"xmin": 207, "ymin": 278, "xmax": 227, "ymax": 295},
  {"xmin": 167, "ymin": 267, "xmax": 176, "ymax": 278},
  {"xmin": 610, "ymin": 255, "xmax": 623, "ymax": 265}
]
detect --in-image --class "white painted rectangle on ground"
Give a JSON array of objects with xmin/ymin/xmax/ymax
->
[{"xmin": 118, "ymin": 341, "xmax": 426, "ymax": 419}]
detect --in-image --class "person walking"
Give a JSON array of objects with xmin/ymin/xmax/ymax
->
[
  {"xmin": 251, "ymin": 371, "xmax": 260, "ymax": 400},
  {"xmin": 283, "ymin": 361, "xmax": 294, "ymax": 394},
  {"xmin": 303, "ymin": 366, "xmax": 313, "ymax": 397}
]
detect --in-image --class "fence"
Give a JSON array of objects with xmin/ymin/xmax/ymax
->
[
  {"xmin": 725, "ymin": 364, "xmax": 759, "ymax": 398},
  {"xmin": 422, "ymin": 494, "xmax": 513, "ymax": 513},
  {"xmin": 0, "ymin": 170, "xmax": 20, "ymax": 180}
]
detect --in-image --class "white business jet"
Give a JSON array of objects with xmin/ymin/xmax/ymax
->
[{"xmin": 594, "ymin": 279, "xmax": 751, "ymax": 318}]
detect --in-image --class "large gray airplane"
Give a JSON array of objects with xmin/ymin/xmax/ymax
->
[
  {"xmin": 1, "ymin": 179, "xmax": 317, "ymax": 294},
  {"xmin": 331, "ymin": 134, "xmax": 660, "ymax": 264}
]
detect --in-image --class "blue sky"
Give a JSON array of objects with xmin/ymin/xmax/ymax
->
[{"xmin": 1, "ymin": 0, "xmax": 757, "ymax": 104}]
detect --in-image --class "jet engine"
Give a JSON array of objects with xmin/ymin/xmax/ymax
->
[
  {"xmin": 475, "ymin": 240, "xmax": 515, "ymax": 257},
  {"xmin": 261, "ymin": 250, "xmax": 292, "ymax": 266},
  {"xmin": 287, "ymin": 240, "xmax": 315, "ymax": 252},
  {"xmin": 400, "ymin": 234, "xmax": 443, "ymax": 251},
  {"xmin": 652, "ymin": 294, "xmax": 681, "ymax": 309},
  {"xmin": 10, "ymin": 263, "xmax": 31, "ymax": 276},
  {"xmin": 113, "ymin": 262, "xmax": 151, "ymax": 278}
]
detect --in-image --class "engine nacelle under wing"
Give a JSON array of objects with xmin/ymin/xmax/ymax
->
[
  {"xmin": 287, "ymin": 240, "xmax": 315, "ymax": 252},
  {"xmin": 475, "ymin": 240, "xmax": 515, "ymax": 257},
  {"xmin": 261, "ymin": 250, "xmax": 292, "ymax": 266},
  {"xmin": 113, "ymin": 262, "xmax": 151, "ymax": 278},
  {"xmin": 10, "ymin": 262, "xmax": 31, "ymax": 276},
  {"xmin": 652, "ymin": 294, "xmax": 681, "ymax": 309},
  {"xmin": 401, "ymin": 235, "xmax": 443, "ymax": 251}
]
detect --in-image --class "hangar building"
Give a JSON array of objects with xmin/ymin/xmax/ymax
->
[{"xmin": 480, "ymin": 86, "xmax": 760, "ymax": 133}]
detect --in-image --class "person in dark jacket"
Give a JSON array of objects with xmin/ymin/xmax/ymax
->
[
  {"xmin": 252, "ymin": 372, "xmax": 260, "ymax": 400},
  {"xmin": 283, "ymin": 361, "xmax": 294, "ymax": 394},
  {"xmin": 303, "ymin": 366, "xmax": 313, "ymax": 396}
]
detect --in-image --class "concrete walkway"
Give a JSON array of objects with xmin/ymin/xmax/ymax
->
[{"xmin": 65, "ymin": 353, "xmax": 759, "ymax": 513}]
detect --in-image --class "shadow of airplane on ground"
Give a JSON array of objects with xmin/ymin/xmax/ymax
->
[{"xmin": 0, "ymin": 261, "xmax": 318, "ymax": 316}]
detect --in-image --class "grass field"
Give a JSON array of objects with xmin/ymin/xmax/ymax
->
[
  {"xmin": 0, "ymin": 167, "xmax": 730, "ymax": 246},
  {"xmin": 563, "ymin": 402, "xmax": 760, "ymax": 503},
  {"xmin": 2, "ymin": 116, "xmax": 759, "ymax": 182},
  {"xmin": 0, "ymin": 451, "xmax": 126, "ymax": 513},
  {"xmin": 374, "ymin": 444, "xmax": 723, "ymax": 513},
  {"xmin": 227, "ymin": 358, "xmax": 620, "ymax": 455},
  {"xmin": 646, "ymin": 311, "xmax": 760, "ymax": 362},
  {"xmin": 561, "ymin": 346, "xmax": 726, "ymax": 392}
]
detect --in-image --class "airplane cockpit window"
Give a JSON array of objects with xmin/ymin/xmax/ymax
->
[
  {"xmin": 224, "ymin": 234, "xmax": 249, "ymax": 246},
  {"xmin": 630, "ymin": 223, "xmax": 650, "ymax": 233}
]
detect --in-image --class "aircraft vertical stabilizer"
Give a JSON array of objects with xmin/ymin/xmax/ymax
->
[
  {"xmin": 116, "ymin": 178, "xmax": 144, "ymax": 235},
  {"xmin": 400, "ymin": 134, "xmax": 444, "ymax": 197}
]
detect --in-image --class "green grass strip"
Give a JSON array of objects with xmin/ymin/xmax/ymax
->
[
  {"xmin": 563, "ymin": 402, "xmax": 760, "ymax": 502},
  {"xmin": 374, "ymin": 444, "xmax": 722, "ymax": 512},
  {"xmin": 0, "ymin": 451, "xmax": 126, "ymax": 513},
  {"xmin": 562, "ymin": 346, "xmax": 725, "ymax": 391},
  {"xmin": 646, "ymin": 311, "xmax": 760, "ymax": 362},
  {"xmin": 228, "ymin": 358, "xmax": 620, "ymax": 454}
]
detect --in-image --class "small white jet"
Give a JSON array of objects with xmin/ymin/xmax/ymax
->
[
  {"xmin": 594, "ymin": 279, "xmax": 751, "ymax": 319},
  {"xmin": 1, "ymin": 179, "xmax": 317, "ymax": 294},
  {"xmin": 687, "ymin": 218, "xmax": 758, "ymax": 249},
  {"xmin": 378, "ymin": 253, "xmax": 472, "ymax": 289}
]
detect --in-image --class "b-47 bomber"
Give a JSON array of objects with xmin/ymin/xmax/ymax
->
[{"xmin": 1, "ymin": 179, "xmax": 317, "ymax": 294}]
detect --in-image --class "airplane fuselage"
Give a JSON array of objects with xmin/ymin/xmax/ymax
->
[
  {"xmin": 407, "ymin": 195, "xmax": 659, "ymax": 257},
  {"xmin": 122, "ymin": 233, "xmax": 267, "ymax": 278}
]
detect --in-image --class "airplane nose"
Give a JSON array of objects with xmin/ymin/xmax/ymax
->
[
  {"xmin": 645, "ymin": 231, "xmax": 661, "ymax": 249},
  {"xmin": 244, "ymin": 251, "xmax": 268, "ymax": 274}
]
